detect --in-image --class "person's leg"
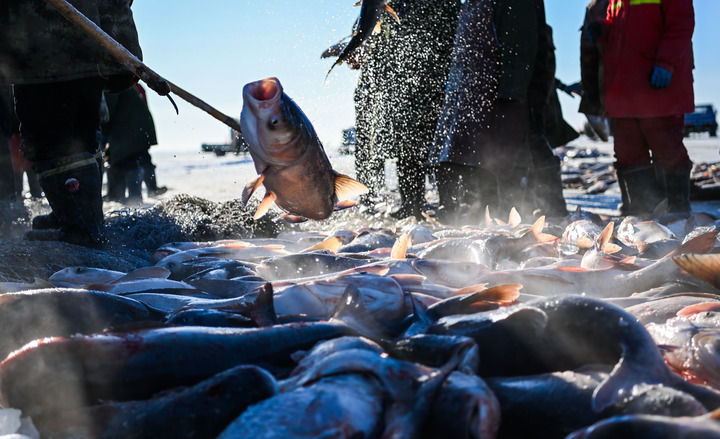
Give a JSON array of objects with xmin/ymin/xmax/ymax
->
[
  {"xmin": 392, "ymin": 152, "xmax": 426, "ymax": 219},
  {"xmin": 640, "ymin": 115, "xmax": 692, "ymax": 215},
  {"xmin": 124, "ymin": 156, "xmax": 143, "ymax": 204},
  {"xmin": 0, "ymin": 135, "xmax": 16, "ymax": 201},
  {"xmin": 528, "ymin": 133, "xmax": 567, "ymax": 218},
  {"xmin": 612, "ymin": 117, "xmax": 664, "ymax": 216},
  {"xmin": 14, "ymin": 78, "xmax": 106, "ymax": 247}
]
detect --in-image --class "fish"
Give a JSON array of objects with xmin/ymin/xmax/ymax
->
[
  {"xmin": 240, "ymin": 77, "xmax": 367, "ymax": 220},
  {"xmin": 487, "ymin": 368, "xmax": 707, "ymax": 439},
  {"xmin": 423, "ymin": 371, "xmax": 501, "ymax": 439},
  {"xmin": 473, "ymin": 231, "xmax": 719, "ymax": 297},
  {"xmin": 325, "ymin": 0, "xmax": 400, "ymax": 77},
  {"xmin": 646, "ymin": 310, "xmax": 720, "ymax": 391},
  {"xmin": 0, "ymin": 322, "xmax": 353, "ymax": 418},
  {"xmin": 218, "ymin": 374, "xmax": 385, "ymax": 439},
  {"xmin": 430, "ymin": 295, "xmax": 720, "ymax": 411},
  {"xmin": 625, "ymin": 294, "xmax": 720, "ymax": 325},
  {"xmin": 33, "ymin": 365, "xmax": 277, "ymax": 439},
  {"xmin": 256, "ymin": 252, "xmax": 370, "ymax": 281},
  {"xmin": 0, "ymin": 288, "xmax": 152, "ymax": 360},
  {"xmin": 566, "ymin": 409, "xmax": 720, "ymax": 439}
]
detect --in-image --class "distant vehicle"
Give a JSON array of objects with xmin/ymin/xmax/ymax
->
[
  {"xmin": 201, "ymin": 129, "xmax": 249, "ymax": 156},
  {"xmin": 684, "ymin": 104, "xmax": 717, "ymax": 137}
]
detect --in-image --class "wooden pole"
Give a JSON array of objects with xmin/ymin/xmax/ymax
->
[{"xmin": 45, "ymin": 0, "xmax": 243, "ymax": 133}]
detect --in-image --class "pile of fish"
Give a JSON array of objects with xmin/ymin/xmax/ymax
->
[{"xmin": 1, "ymin": 208, "xmax": 720, "ymax": 438}]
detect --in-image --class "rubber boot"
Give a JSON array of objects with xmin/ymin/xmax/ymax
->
[
  {"xmin": 104, "ymin": 165, "xmax": 126, "ymax": 202},
  {"xmin": 663, "ymin": 164, "xmax": 692, "ymax": 216},
  {"xmin": 391, "ymin": 167, "xmax": 425, "ymax": 220},
  {"xmin": 529, "ymin": 159, "xmax": 568, "ymax": 218},
  {"xmin": 616, "ymin": 163, "xmax": 665, "ymax": 217},
  {"xmin": 26, "ymin": 154, "xmax": 106, "ymax": 248},
  {"xmin": 124, "ymin": 164, "xmax": 143, "ymax": 205},
  {"xmin": 435, "ymin": 163, "xmax": 465, "ymax": 224}
]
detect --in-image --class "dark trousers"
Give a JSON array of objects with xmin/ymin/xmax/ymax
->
[
  {"xmin": 13, "ymin": 78, "xmax": 104, "ymax": 163},
  {"xmin": 612, "ymin": 116, "xmax": 691, "ymax": 170},
  {"xmin": 0, "ymin": 135, "xmax": 16, "ymax": 200}
]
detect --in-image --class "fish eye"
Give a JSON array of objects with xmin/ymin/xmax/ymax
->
[{"xmin": 267, "ymin": 117, "xmax": 280, "ymax": 130}]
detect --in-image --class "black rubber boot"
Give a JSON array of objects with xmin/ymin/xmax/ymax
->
[
  {"xmin": 31, "ymin": 212, "xmax": 60, "ymax": 230},
  {"xmin": 26, "ymin": 155, "xmax": 106, "ymax": 248},
  {"xmin": 616, "ymin": 163, "xmax": 665, "ymax": 217},
  {"xmin": 391, "ymin": 172, "xmax": 425, "ymax": 220},
  {"xmin": 529, "ymin": 158, "xmax": 568, "ymax": 218},
  {"xmin": 663, "ymin": 164, "xmax": 692, "ymax": 215}
]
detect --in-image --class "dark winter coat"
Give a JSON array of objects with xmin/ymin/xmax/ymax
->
[
  {"xmin": 103, "ymin": 85, "xmax": 157, "ymax": 165},
  {"xmin": 579, "ymin": 0, "xmax": 610, "ymax": 116},
  {"xmin": 430, "ymin": 0, "xmax": 548, "ymax": 171},
  {"xmin": 363, "ymin": 0, "xmax": 460, "ymax": 162},
  {"xmin": 0, "ymin": 0, "xmax": 141, "ymax": 88},
  {"xmin": 601, "ymin": 0, "xmax": 695, "ymax": 118}
]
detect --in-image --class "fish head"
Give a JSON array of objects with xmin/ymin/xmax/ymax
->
[{"xmin": 240, "ymin": 77, "xmax": 313, "ymax": 171}]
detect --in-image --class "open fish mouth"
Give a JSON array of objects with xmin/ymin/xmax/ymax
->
[{"xmin": 244, "ymin": 77, "xmax": 282, "ymax": 105}]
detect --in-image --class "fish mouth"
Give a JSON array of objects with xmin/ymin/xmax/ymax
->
[{"xmin": 243, "ymin": 77, "xmax": 282, "ymax": 105}]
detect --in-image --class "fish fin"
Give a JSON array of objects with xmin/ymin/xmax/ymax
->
[
  {"xmin": 673, "ymin": 253, "xmax": 720, "ymax": 289},
  {"xmin": 597, "ymin": 221, "xmax": 614, "ymax": 250},
  {"xmin": 636, "ymin": 241, "xmax": 648, "ymax": 254},
  {"xmin": 334, "ymin": 199, "xmax": 357, "ymax": 211},
  {"xmin": 484, "ymin": 206, "xmax": 493, "ymax": 227},
  {"xmin": 384, "ymin": 5, "xmax": 401, "ymax": 23},
  {"xmin": 302, "ymin": 236, "xmax": 344, "ymax": 253},
  {"xmin": 602, "ymin": 243, "xmax": 622, "ymax": 254},
  {"xmin": 253, "ymin": 191, "xmax": 277, "ymax": 219},
  {"xmin": 620, "ymin": 255, "xmax": 636, "ymax": 264},
  {"xmin": 390, "ymin": 233, "xmax": 412, "ymax": 260},
  {"xmin": 242, "ymin": 174, "xmax": 265, "ymax": 205},
  {"xmin": 577, "ymin": 236, "xmax": 594, "ymax": 249},
  {"xmin": 421, "ymin": 211, "xmax": 441, "ymax": 227},
  {"xmin": 334, "ymin": 173, "xmax": 368, "ymax": 201},
  {"xmin": 668, "ymin": 231, "xmax": 719, "ymax": 258},
  {"xmin": 556, "ymin": 266, "xmax": 588, "ymax": 272},
  {"xmin": 707, "ymin": 408, "xmax": 720, "ymax": 420},
  {"xmin": 529, "ymin": 215, "xmax": 545, "ymax": 237},
  {"xmin": 249, "ymin": 283, "xmax": 278, "ymax": 327},
  {"xmin": 474, "ymin": 283, "xmax": 522, "ymax": 304},
  {"xmin": 111, "ymin": 267, "xmax": 171, "ymax": 284},
  {"xmin": 281, "ymin": 214, "xmax": 308, "ymax": 223},
  {"xmin": 452, "ymin": 283, "xmax": 490, "ymax": 296},
  {"xmin": 593, "ymin": 361, "xmax": 643, "ymax": 412},
  {"xmin": 508, "ymin": 207, "xmax": 521, "ymax": 228},
  {"xmin": 353, "ymin": 0, "xmax": 361, "ymax": 6},
  {"xmin": 527, "ymin": 216, "xmax": 558, "ymax": 243},
  {"xmin": 331, "ymin": 284, "xmax": 387, "ymax": 340},
  {"xmin": 373, "ymin": 21, "xmax": 382, "ymax": 34},
  {"xmin": 676, "ymin": 301, "xmax": 720, "ymax": 317},
  {"xmin": 325, "ymin": 61, "xmax": 341, "ymax": 80}
]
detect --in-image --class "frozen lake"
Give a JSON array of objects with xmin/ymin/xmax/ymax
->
[{"xmin": 135, "ymin": 134, "xmax": 720, "ymax": 218}]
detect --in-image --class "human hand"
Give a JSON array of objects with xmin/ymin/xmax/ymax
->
[{"xmin": 650, "ymin": 66, "xmax": 672, "ymax": 89}]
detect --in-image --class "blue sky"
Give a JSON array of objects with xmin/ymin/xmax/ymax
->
[{"xmin": 131, "ymin": 1, "xmax": 720, "ymax": 152}]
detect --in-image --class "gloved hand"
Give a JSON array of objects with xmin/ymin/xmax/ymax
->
[
  {"xmin": 583, "ymin": 21, "xmax": 603, "ymax": 43},
  {"xmin": 650, "ymin": 66, "xmax": 672, "ymax": 89},
  {"xmin": 564, "ymin": 82, "xmax": 583, "ymax": 97}
]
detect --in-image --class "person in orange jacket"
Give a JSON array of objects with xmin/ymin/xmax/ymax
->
[{"xmin": 588, "ymin": 0, "xmax": 695, "ymax": 217}]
